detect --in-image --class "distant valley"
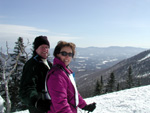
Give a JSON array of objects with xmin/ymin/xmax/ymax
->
[
  {"xmin": 50, "ymin": 46, "xmax": 146, "ymax": 74},
  {"xmin": 71, "ymin": 47, "xmax": 150, "ymax": 98}
]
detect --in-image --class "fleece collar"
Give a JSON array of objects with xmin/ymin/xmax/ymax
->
[{"xmin": 53, "ymin": 57, "xmax": 73, "ymax": 74}]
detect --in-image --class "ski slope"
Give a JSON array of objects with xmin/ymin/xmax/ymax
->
[{"xmin": 1, "ymin": 85, "xmax": 150, "ymax": 113}]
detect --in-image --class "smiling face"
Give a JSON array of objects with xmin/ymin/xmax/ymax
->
[
  {"xmin": 36, "ymin": 44, "xmax": 49, "ymax": 59},
  {"xmin": 57, "ymin": 46, "xmax": 73, "ymax": 66}
]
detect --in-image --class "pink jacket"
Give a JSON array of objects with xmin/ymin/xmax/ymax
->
[{"xmin": 47, "ymin": 58, "xmax": 87, "ymax": 113}]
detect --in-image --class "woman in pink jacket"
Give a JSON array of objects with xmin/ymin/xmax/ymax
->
[{"xmin": 46, "ymin": 41, "xmax": 96, "ymax": 113}]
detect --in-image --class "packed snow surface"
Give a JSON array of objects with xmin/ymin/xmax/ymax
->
[{"xmin": 1, "ymin": 85, "xmax": 150, "ymax": 113}]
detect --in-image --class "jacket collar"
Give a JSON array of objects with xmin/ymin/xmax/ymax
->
[
  {"xmin": 53, "ymin": 57, "xmax": 72, "ymax": 74},
  {"xmin": 33, "ymin": 54, "xmax": 52, "ymax": 66},
  {"xmin": 33, "ymin": 54, "xmax": 43, "ymax": 63}
]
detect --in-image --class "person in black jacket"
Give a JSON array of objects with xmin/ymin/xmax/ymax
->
[{"xmin": 19, "ymin": 36, "xmax": 52, "ymax": 113}]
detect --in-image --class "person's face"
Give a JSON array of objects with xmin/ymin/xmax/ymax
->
[
  {"xmin": 57, "ymin": 46, "xmax": 73, "ymax": 66},
  {"xmin": 36, "ymin": 44, "xmax": 49, "ymax": 59}
]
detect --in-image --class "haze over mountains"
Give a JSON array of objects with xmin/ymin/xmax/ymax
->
[
  {"xmin": 71, "ymin": 46, "xmax": 146, "ymax": 71},
  {"xmin": 50, "ymin": 46, "xmax": 146, "ymax": 72},
  {"xmin": 72, "ymin": 47, "xmax": 150, "ymax": 97}
]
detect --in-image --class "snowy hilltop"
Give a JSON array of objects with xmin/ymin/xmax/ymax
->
[
  {"xmin": 1, "ymin": 85, "xmax": 150, "ymax": 113},
  {"xmin": 79, "ymin": 85, "xmax": 150, "ymax": 113}
]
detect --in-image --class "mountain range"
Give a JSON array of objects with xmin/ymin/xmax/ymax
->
[{"xmin": 74, "ymin": 47, "xmax": 150, "ymax": 98}]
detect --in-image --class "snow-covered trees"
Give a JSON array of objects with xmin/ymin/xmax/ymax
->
[
  {"xmin": 9, "ymin": 37, "xmax": 28, "ymax": 111},
  {"xmin": 0, "ymin": 37, "xmax": 29, "ymax": 113}
]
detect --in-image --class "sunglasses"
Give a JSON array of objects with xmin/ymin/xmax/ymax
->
[{"xmin": 60, "ymin": 51, "xmax": 74, "ymax": 57}]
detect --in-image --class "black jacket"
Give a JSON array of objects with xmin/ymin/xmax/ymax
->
[{"xmin": 19, "ymin": 55, "xmax": 52, "ymax": 107}]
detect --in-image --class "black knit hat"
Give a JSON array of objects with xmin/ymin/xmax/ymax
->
[{"xmin": 33, "ymin": 36, "xmax": 50, "ymax": 50}]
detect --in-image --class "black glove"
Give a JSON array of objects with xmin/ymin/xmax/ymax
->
[
  {"xmin": 35, "ymin": 98, "xmax": 51, "ymax": 112},
  {"xmin": 82, "ymin": 102, "xmax": 96, "ymax": 112}
]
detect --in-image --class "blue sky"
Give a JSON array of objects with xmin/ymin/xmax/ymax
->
[{"xmin": 0, "ymin": 0, "xmax": 150, "ymax": 50}]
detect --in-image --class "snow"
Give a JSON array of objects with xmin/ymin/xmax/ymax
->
[
  {"xmin": 0, "ymin": 96, "xmax": 5, "ymax": 113},
  {"xmin": 1, "ymin": 85, "xmax": 150, "ymax": 113},
  {"xmin": 13, "ymin": 110, "xmax": 29, "ymax": 113},
  {"xmin": 79, "ymin": 85, "xmax": 150, "ymax": 113},
  {"xmin": 138, "ymin": 53, "xmax": 150, "ymax": 62},
  {"xmin": 102, "ymin": 58, "xmax": 118, "ymax": 64}
]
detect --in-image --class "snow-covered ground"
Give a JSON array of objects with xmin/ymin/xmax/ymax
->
[
  {"xmin": 81, "ymin": 85, "xmax": 150, "ymax": 113},
  {"xmin": 0, "ymin": 96, "xmax": 5, "ymax": 113},
  {"xmin": 1, "ymin": 85, "xmax": 150, "ymax": 113}
]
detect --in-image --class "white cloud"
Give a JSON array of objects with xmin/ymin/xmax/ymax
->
[
  {"xmin": 0, "ymin": 24, "xmax": 50, "ymax": 51},
  {"xmin": 0, "ymin": 24, "xmax": 80, "ymax": 51},
  {"xmin": 0, "ymin": 24, "xmax": 48, "ymax": 38}
]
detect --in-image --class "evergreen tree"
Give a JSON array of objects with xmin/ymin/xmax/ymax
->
[
  {"xmin": 9, "ymin": 37, "xmax": 27, "ymax": 111},
  {"xmin": 135, "ymin": 78, "xmax": 141, "ymax": 87},
  {"xmin": 117, "ymin": 83, "xmax": 120, "ymax": 91},
  {"xmin": 0, "ymin": 38, "xmax": 30, "ymax": 113},
  {"xmin": 0, "ymin": 58, "xmax": 2, "ymax": 81},
  {"xmin": 94, "ymin": 76, "xmax": 104, "ymax": 96},
  {"xmin": 106, "ymin": 72, "xmax": 115, "ymax": 93},
  {"xmin": 137, "ymin": 79, "xmax": 141, "ymax": 87},
  {"xmin": 11, "ymin": 37, "xmax": 26, "ymax": 81},
  {"xmin": 0, "ymin": 38, "xmax": 30, "ymax": 112},
  {"xmin": 126, "ymin": 66, "xmax": 133, "ymax": 89},
  {"xmin": 0, "ymin": 58, "xmax": 3, "ymax": 93},
  {"xmin": 100, "ymin": 76, "xmax": 104, "ymax": 94},
  {"xmin": 95, "ymin": 80, "xmax": 101, "ymax": 96}
]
